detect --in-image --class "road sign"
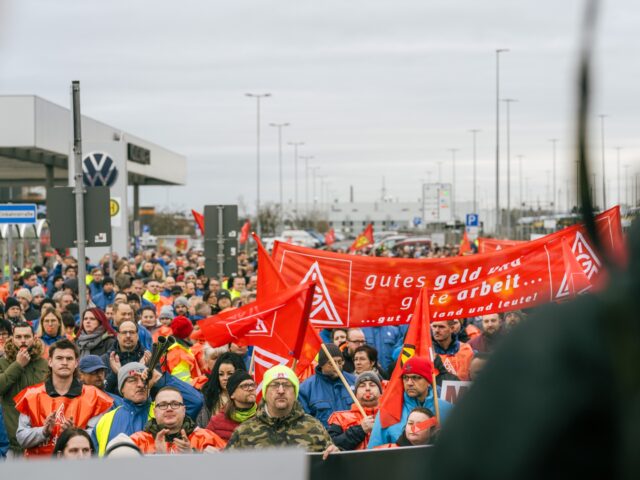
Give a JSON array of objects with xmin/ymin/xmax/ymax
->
[
  {"xmin": 204, "ymin": 205, "xmax": 239, "ymax": 280},
  {"xmin": 46, "ymin": 187, "xmax": 111, "ymax": 248},
  {"xmin": 0, "ymin": 204, "xmax": 37, "ymax": 224},
  {"xmin": 465, "ymin": 213, "xmax": 479, "ymax": 227}
]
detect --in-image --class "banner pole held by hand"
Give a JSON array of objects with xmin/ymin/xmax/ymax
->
[{"xmin": 320, "ymin": 343, "xmax": 367, "ymax": 417}]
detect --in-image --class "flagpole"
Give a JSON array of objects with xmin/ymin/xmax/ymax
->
[
  {"xmin": 249, "ymin": 349, "xmax": 256, "ymax": 375},
  {"xmin": 431, "ymin": 373, "xmax": 441, "ymax": 426},
  {"xmin": 320, "ymin": 343, "xmax": 367, "ymax": 417}
]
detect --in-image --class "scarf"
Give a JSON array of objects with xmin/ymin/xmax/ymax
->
[
  {"xmin": 76, "ymin": 326, "xmax": 108, "ymax": 350},
  {"xmin": 41, "ymin": 333, "xmax": 65, "ymax": 346},
  {"xmin": 144, "ymin": 416, "xmax": 196, "ymax": 442},
  {"xmin": 230, "ymin": 404, "xmax": 257, "ymax": 423}
]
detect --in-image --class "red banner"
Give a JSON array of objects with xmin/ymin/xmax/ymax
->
[
  {"xmin": 477, "ymin": 237, "xmax": 524, "ymax": 253},
  {"xmin": 272, "ymin": 207, "xmax": 623, "ymax": 327},
  {"xmin": 350, "ymin": 223, "xmax": 374, "ymax": 251},
  {"xmin": 191, "ymin": 209, "xmax": 205, "ymax": 234}
]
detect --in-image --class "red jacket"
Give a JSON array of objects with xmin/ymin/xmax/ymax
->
[
  {"xmin": 206, "ymin": 411, "xmax": 239, "ymax": 442},
  {"xmin": 14, "ymin": 380, "xmax": 113, "ymax": 457},
  {"xmin": 130, "ymin": 427, "xmax": 226, "ymax": 453},
  {"xmin": 327, "ymin": 404, "xmax": 379, "ymax": 450}
]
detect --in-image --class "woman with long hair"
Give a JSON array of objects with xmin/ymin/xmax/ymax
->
[
  {"xmin": 197, "ymin": 352, "xmax": 246, "ymax": 427},
  {"xmin": 53, "ymin": 428, "xmax": 94, "ymax": 459},
  {"xmin": 75, "ymin": 307, "xmax": 117, "ymax": 358},
  {"xmin": 36, "ymin": 307, "xmax": 66, "ymax": 347}
]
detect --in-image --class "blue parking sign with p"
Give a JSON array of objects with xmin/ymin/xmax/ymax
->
[{"xmin": 466, "ymin": 213, "xmax": 479, "ymax": 227}]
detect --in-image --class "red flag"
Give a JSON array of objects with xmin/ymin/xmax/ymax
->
[
  {"xmin": 191, "ymin": 210, "xmax": 205, "ymax": 234},
  {"xmin": 272, "ymin": 207, "xmax": 623, "ymax": 328},
  {"xmin": 197, "ymin": 282, "xmax": 315, "ymax": 349},
  {"xmin": 254, "ymin": 233, "xmax": 322, "ymax": 377},
  {"xmin": 349, "ymin": 223, "xmax": 374, "ymax": 252},
  {"xmin": 239, "ymin": 221, "xmax": 251, "ymax": 245},
  {"xmin": 324, "ymin": 228, "xmax": 336, "ymax": 246},
  {"xmin": 559, "ymin": 237, "xmax": 592, "ymax": 298},
  {"xmin": 459, "ymin": 231, "xmax": 472, "ymax": 256},
  {"xmin": 378, "ymin": 287, "xmax": 434, "ymax": 428}
]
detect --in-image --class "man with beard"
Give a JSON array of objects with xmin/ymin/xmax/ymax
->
[
  {"xmin": 469, "ymin": 314, "xmax": 504, "ymax": 354},
  {"xmin": 14, "ymin": 339, "xmax": 113, "ymax": 457},
  {"xmin": 368, "ymin": 356, "xmax": 453, "ymax": 448},
  {"xmin": 327, "ymin": 371, "xmax": 382, "ymax": 450},
  {"xmin": 130, "ymin": 387, "xmax": 225, "ymax": 453},
  {"xmin": 299, "ymin": 343, "xmax": 356, "ymax": 427},
  {"xmin": 103, "ymin": 320, "xmax": 150, "ymax": 394},
  {"xmin": 4, "ymin": 297, "xmax": 26, "ymax": 326},
  {"xmin": 431, "ymin": 320, "xmax": 475, "ymax": 381},
  {"xmin": 0, "ymin": 322, "xmax": 48, "ymax": 455}
]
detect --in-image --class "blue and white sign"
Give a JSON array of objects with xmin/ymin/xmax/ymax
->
[
  {"xmin": 465, "ymin": 213, "xmax": 479, "ymax": 227},
  {"xmin": 83, "ymin": 151, "xmax": 119, "ymax": 187},
  {"xmin": 0, "ymin": 204, "xmax": 37, "ymax": 224},
  {"xmin": 413, "ymin": 216, "xmax": 422, "ymax": 227}
]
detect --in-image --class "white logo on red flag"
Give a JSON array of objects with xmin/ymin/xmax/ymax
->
[
  {"xmin": 300, "ymin": 261, "xmax": 345, "ymax": 327},
  {"xmin": 572, "ymin": 232, "xmax": 601, "ymax": 279},
  {"xmin": 225, "ymin": 304, "xmax": 284, "ymax": 339},
  {"xmin": 253, "ymin": 346, "xmax": 290, "ymax": 394}
]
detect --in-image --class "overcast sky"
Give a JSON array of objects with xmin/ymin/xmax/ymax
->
[{"xmin": 0, "ymin": 0, "xmax": 638, "ymax": 215}]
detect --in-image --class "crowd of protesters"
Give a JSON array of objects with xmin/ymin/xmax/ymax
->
[{"xmin": 0, "ymin": 243, "xmax": 524, "ymax": 460}]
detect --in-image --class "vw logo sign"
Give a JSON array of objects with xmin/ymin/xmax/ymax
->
[{"xmin": 82, "ymin": 152, "xmax": 118, "ymax": 187}]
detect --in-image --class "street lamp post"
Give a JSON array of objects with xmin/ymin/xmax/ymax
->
[
  {"xmin": 269, "ymin": 122, "xmax": 289, "ymax": 233},
  {"xmin": 495, "ymin": 48, "xmax": 510, "ymax": 235},
  {"xmin": 245, "ymin": 92, "xmax": 271, "ymax": 237},
  {"xmin": 287, "ymin": 141, "xmax": 304, "ymax": 222},
  {"xmin": 470, "ymin": 129, "xmax": 480, "ymax": 213},
  {"xmin": 599, "ymin": 114, "xmax": 608, "ymax": 209},
  {"xmin": 449, "ymin": 148, "xmax": 459, "ymax": 221},
  {"xmin": 615, "ymin": 146, "xmax": 622, "ymax": 206},
  {"xmin": 502, "ymin": 98, "xmax": 516, "ymax": 238},
  {"xmin": 299, "ymin": 155, "xmax": 314, "ymax": 219},
  {"xmin": 549, "ymin": 139, "xmax": 558, "ymax": 214}
]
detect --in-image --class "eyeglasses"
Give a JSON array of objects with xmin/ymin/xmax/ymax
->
[
  {"xmin": 268, "ymin": 381, "xmax": 294, "ymax": 391},
  {"xmin": 155, "ymin": 401, "xmax": 185, "ymax": 410},
  {"xmin": 402, "ymin": 374, "xmax": 426, "ymax": 383},
  {"xmin": 348, "ymin": 339, "xmax": 366, "ymax": 344},
  {"xmin": 238, "ymin": 382, "xmax": 257, "ymax": 391}
]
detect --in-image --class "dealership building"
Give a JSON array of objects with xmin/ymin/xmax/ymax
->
[{"xmin": 0, "ymin": 94, "xmax": 186, "ymax": 257}]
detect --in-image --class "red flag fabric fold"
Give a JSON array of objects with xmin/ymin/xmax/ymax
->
[
  {"xmin": 239, "ymin": 221, "xmax": 251, "ymax": 245},
  {"xmin": 191, "ymin": 210, "xmax": 205, "ymax": 234},
  {"xmin": 349, "ymin": 223, "xmax": 374, "ymax": 252}
]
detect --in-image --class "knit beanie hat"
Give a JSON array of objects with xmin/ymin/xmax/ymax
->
[
  {"xmin": 159, "ymin": 305, "xmax": 175, "ymax": 320},
  {"xmin": 262, "ymin": 365, "xmax": 299, "ymax": 399},
  {"xmin": 31, "ymin": 286, "xmax": 46, "ymax": 298},
  {"xmin": 104, "ymin": 433, "xmax": 142, "ymax": 457},
  {"xmin": 173, "ymin": 296, "xmax": 190, "ymax": 308},
  {"xmin": 354, "ymin": 371, "xmax": 383, "ymax": 393},
  {"xmin": 401, "ymin": 356, "xmax": 433, "ymax": 380},
  {"xmin": 227, "ymin": 370, "xmax": 254, "ymax": 398},
  {"xmin": 170, "ymin": 315, "xmax": 193, "ymax": 339},
  {"xmin": 317, "ymin": 343, "xmax": 342, "ymax": 367},
  {"xmin": 117, "ymin": 362, "xmax": 147, "ymax": 394},
  {"xmin": 4, "ymin": 296, "xmax": 21, "ymax": 311}
]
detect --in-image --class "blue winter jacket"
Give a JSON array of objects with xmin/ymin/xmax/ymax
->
[
  {"xmin": 93, "ymin": 290, "xmax": 115, "ymax": 311},
  {"xmin": 362, "ymin": 326, "xmax": 407, "ymax": 372},
  {"xmin": 299, "ymin": 367, "xmax": 356, "ymax": 427},
  {"xmin": 0, "ymin": 407, "xmax": 9, "ymax": 459},
  {"xmin": 90, "ymin": 373, "xmax": 203, "ymax": 448},
  {"xmin": 367, "ymin": 391, "xmax": 453, "ymax": 448}
]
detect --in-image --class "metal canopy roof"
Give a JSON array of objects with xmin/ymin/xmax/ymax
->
[{"xmin": 0, "ymin": 95, "xmax": 186, "ymax": 187}]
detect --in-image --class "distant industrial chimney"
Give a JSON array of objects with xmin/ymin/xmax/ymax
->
[{"xmin": 350, "ymin": 185, "xmax": 354, "ymax": 203}]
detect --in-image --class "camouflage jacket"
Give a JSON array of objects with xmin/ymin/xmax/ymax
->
[{"xmin": 225, "ymin": 401, "xmax": 332, "ymax": 452}]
